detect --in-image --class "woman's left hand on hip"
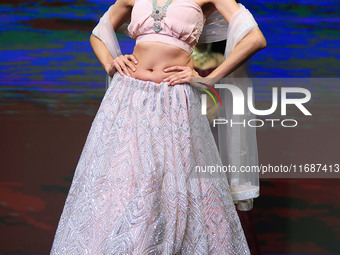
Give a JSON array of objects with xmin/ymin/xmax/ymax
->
[{"xmin": 163, "ymin": 66, "xmax": 201, "ymax": 86}]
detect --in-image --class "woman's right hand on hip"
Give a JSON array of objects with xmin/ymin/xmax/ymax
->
[{"xmin": 106, "ymin": 54, "xmax": 138, "ymax": 77}]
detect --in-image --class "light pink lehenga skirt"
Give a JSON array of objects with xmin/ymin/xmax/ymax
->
[{"xmin": 50, "ymin": 71, "xmax": 250, "ymax": 254}]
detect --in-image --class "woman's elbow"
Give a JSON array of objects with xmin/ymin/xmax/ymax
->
[
  {"xmin": 90, "ymin": 33, "xmax": 100, "ymax": 48},
  {"xmin": 257, "ymin": 35, "xmax": 267, "ymax": 50},
  {"xmin": 252, "ymin": 29, "xmax": 267, "ymax": 50},
  {"xmin": 90, "ymin": 33, "xmax": 95, "ymax": 42}
]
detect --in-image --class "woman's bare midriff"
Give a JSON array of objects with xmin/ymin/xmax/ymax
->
[{"xmin": 125, "ymin": 41, "xmax": 195, "ymax": 84}]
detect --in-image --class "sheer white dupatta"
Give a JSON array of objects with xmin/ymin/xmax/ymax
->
[
  {"xmin": 199, "ymin": 4, "xmax": 260, "ymax": 210},
  {"xmin": 91, "ymin": 3, "xmax": 260, "ymax": 210},
  {"xmin": 92, "ymin": 5, "xmax": 123, "ymax": 90}
]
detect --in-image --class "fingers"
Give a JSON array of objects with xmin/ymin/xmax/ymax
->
[
  {"xmin": 119, "ymin": 55, "xmax": 133, "ymax": 77},
  {"xmin": 115, "ymin": 54, "xmax": 139, "ymax": 77},
  {"xmin": 127, "ymin": 54, "xmax": 138, "ymax": 65},
  {"xmin": 164, "ymin": 72, "xmax": 189, "ymax": 86},
  {"xmin": 113, "ymin": 59, "xmax": 125, "ymax": 77},
  {"xmin": 114, "ymin": 57, "xmax": 128, "ymax": 76},
  {"xmin": 114, "ymin": 55, "xmax": 132, "ymax": 77},
  {"xmin": 163, "ymin": 73, "xmax": 182, "ymax": 83},
  {"xmin": 162, "ymin": 66, "xmax": 194, "ymax": 86},
  {"xmin": 123, "ymin": 56, "xmax": 137, "ymax": 72},
  {"xmin": 164, "ymin": 65, "xmax": 184, "ymax": 72},
  {"xmin": 170, "ymin": 78, "xmax": 188, "ymax": 86}
]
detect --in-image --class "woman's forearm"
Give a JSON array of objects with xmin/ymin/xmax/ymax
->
[
  {"xmin": 206, "ymin": 28, "xmax": 267, "ymax": 80},
  {"xmin": 90, "ymin": 34, "xmax": 115, "ymax": 75}
]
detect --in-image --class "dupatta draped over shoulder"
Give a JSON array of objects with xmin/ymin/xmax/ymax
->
[{"xmin": 92, "ymin": 2, "xmax": 260, "ymax": 210}]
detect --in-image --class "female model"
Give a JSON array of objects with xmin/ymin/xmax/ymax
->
[{"xmin": 50, "ymin": 0, "xmax": 266, "ymax": 253}]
